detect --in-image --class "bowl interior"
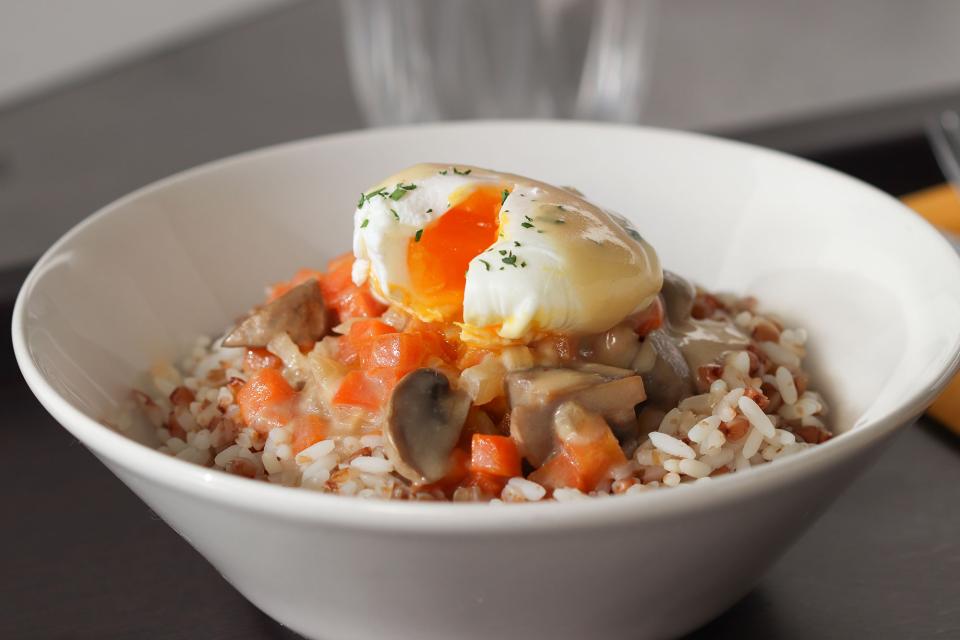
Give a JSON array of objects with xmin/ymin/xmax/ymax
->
[{"xmin": 17, "ymin": 122, "xmax": 960, "ymax": 448}]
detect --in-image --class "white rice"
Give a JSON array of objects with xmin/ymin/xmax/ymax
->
[
  {"xmin": 648, "ymin": 431, "xmax": 697, "ymax": 460},
  {"xmin": 129, "ymin": 288, "xmax": 831, "ymax": 502}
]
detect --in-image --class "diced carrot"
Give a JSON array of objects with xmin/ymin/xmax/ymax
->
[
  {"xmin": 338, "ymin": 319, "xmax": 396, "ymax": 365},
  {"xmin": 244, "ymin": 347, "xmax": 281, "ymax": 372},
  {"xmin": 319, "ymin": 253, "xmax": 387, "ymax": 321},
  {"xmin": 331, "ymin": 370, "xmax": 383, "ymax": 410},
  {"xmin": 465, "ymin": 471, "xmax": 507, "ymax": 497},
  {"xmin": 529, "ymin": 451, "xmax": 581, "ymax": 491},
  {"xmin": 413, "ymin": 326, "xmax": 457, "ymax": 363},
  {"xmin": 290, "ymin": 414, "xmax": 328, "ymax": 454},
  {"xmin": 318, "ymin": 253, "xmax": 356, "ymax": 301},
  {"xmin": 366, "ymin": 366, "xmax": 406, "ymax": 394},
  {"xmin": 469, "ymin": 434, "xmax": 521, "ymax": 478},
  {"xmin": 631, "ymin": 296, "xmax": 664, "ymax": 336},
  {"xmin": 564, "ymin": 428, "xmax": 627, "ymax": 491},
  {"xmin": 334, "ymin": 287, "xmax": 387, "ymax": 320},
  {"xmin": 530, "ymin": 409, "xmax": 627, "ymax": 492},
  {"xmin": 237, "ymin": 368, "xmax": 296, "ymax": 433},
  {"xmin": 367, "ymin": 333, "xmax": 427, "ymax": 372}
]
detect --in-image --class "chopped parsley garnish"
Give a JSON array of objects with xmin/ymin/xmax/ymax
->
[
  {"xmin": 524, "ymin": 215, "xmax": 533, "ymax": 221},
  {"xmin": 501, "ymin": 189, "xmax": 509, "ymax": 205},
  {"xmin": 439, "ymin": 170, "xmax": 448, "ymax": 175},
  {"xmin": 358, "ymin": 187, "xmax": 388, "ymax": 208},
  {"xmin": 502, "ymin": 254, "xmax": 518, "ymax": 266},
  {"xmin": 426, "ymin": 208, "xmax": 433, "ymax": 213},
  {"xmin": 390, "ymin": 208, "xmax": 399, "ymax": 220},
  {"xmin": 414, "ymin": 229, "xmax": 423, "ymax": 242},
  {"xmin": 389, "ymin": 182, "xmax": 417, "ymax": 200},
  {"xmin": 479, "ymin": 259, "xmax": 491, "ymax": 271},
  {"xmin": 452, "ymin": 167, "xmax": 472, "ymax": 175},
  {"xmin": 360, "ymin": 219, "xmax": 369, "ymax": 228},
  {"xmin": 521, "ymin": 222, "xmax": 534, "ymax": 229},
  {"xmin": 520, "ymin": 261, "xmax": 527, "ymax": 267},
  {"xmin": 513, "ymin": 241, "xmax": 521, "ymax": 247},
  {"xmin": 499, "ymin": 250, "xmax": 507, "ymax": 255}
]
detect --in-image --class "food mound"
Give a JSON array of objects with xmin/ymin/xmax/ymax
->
[{"xmin": 130, "ymin": 164, "xmax": 831, "ymax": 502}]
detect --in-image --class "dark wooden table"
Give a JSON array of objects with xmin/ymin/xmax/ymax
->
[{"xmin": 2, "ymin": 3, "xmax": 959, "ymax": 639}]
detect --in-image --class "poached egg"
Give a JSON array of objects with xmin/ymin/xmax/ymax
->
[{"xmin": 352, "ymin": 164, "xmax": 662, "ymax": 344}]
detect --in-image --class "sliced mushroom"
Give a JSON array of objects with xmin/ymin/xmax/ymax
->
[
  {"xmin": 639, "ymin": 329, "xmax": 694, "ymax": 410},
  {"xmin": 385, "ymin": 368, "xmax": 470, "ymax": 484},
  {"xmin": 569, "ymin": 362, "xmax": 635, "ymax": 379},
  {"xmin": 660, "ymin": 270, "xmax": 696, "ymax": 325},
  {"xmin": 506, "ymin": 367, "xmax": 646, "ymax": 466},
  {"xmin": 222, "ymin": 279, "xmax": 330, "ymax": 348}
]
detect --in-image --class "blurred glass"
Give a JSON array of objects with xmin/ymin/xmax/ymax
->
[{"xmin": 340, "ymin": 0, "xmax": 657, "ymax": 126}]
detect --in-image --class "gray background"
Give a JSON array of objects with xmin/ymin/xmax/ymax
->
[{"xmin": 5, "ymin": 0, "xmax": 960, "ymax": 271}]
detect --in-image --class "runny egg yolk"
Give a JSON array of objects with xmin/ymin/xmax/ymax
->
[{"xmin": 406, "ymin": 186, "xmax": 503, "ymax": 319}]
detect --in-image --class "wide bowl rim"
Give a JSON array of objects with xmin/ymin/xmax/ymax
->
[{"xmin": 13, "ymin": 120, "xmax": 960, "ymax": 532}]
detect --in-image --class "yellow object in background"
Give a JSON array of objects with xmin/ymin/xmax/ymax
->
[{"xmin": 902, "ymin": 183, "xmax": 960, "ymax": 435}]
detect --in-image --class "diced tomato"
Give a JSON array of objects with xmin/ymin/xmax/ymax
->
[
  {"xmin": 290, "ymin": 414, "xmax": 329, "ymax": 454},
  {"xmin": 469, "ymin": 434, "xmax": 521, "ymax": 478},
  {"xmin": 331, "ymin": 370, "xmax": 383, "ymax": 410},
  {"xmin": 237, "ymin": 368, "xmax": 296, "ymax": 433},
  {"xmin": 244, "ymin": 347, "xmax": 281, "ymax": 372}
]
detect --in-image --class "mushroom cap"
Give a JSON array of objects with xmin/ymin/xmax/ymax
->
[{"xmin": 385, "ymin": 368, "xmax": 470, "ymax": 484}]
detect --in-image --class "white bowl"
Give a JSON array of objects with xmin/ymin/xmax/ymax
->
[{"xmin": 13, "ymin": 122, "xmax": 960, "ymax": 640}]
